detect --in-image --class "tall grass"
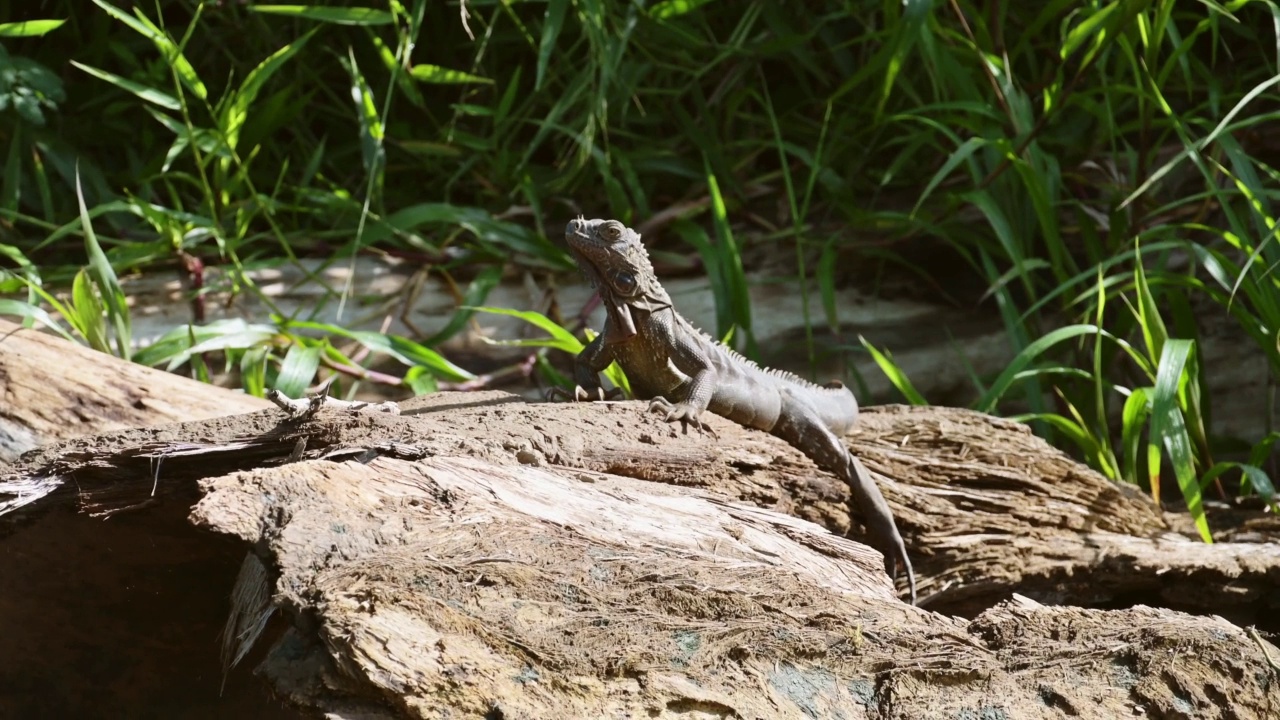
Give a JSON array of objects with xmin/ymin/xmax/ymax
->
[{"xmin": 1, "ymin": 1, "xmax": 1277, "ymax": 529}]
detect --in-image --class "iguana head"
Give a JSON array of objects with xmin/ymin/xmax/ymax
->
[{"xmin": 565, "ymin": 217, "xmax": 673, "ymax": 341}]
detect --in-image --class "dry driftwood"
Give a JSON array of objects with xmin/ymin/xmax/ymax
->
[
  {"xmin": 0, "ymin": 317, "xmax": 271, "ymax": 462},
  {"xmin": 3, "ymin": 384, "xmax": 1280, "ymax": 717}
]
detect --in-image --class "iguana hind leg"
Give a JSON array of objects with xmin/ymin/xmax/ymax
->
[{"xmin": 772, "ymin": 411, "xmax": 916, "ymax": 605}]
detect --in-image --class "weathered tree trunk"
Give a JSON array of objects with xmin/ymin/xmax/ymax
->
[
  {"xmin": 2, "ymin": 327, "xmax": 1279, "ymax": 718},
  {"xmin": 0, "ymin": 318, "xmax": 270, "ymax": 462}
]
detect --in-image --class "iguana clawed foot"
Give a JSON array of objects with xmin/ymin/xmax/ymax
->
[
  {"xmin": 546, "ymin": 385, "xmax": 625, "ymax": 402},
  {"xmin": 648, "ymin": 397, "xmax": 718, "ymax": 438}
]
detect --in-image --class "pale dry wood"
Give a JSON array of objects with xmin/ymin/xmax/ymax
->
[
  {"xmin": 186, "ymin": 455, "xmax": 1278, "ymax": 719},
  {"xmin": 2, "ymin": 392, "xmax": 1279, "ymax": 716},
  {"xmin": 0, "ymin": 318, "xmax": 271, "ymax": 462},
  {"xmin": 4, "ymin": 392, "xmax": 1278, "ymax": 617}
]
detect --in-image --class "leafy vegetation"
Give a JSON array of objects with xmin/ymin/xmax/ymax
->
[{"xmin": 1, "ymin": 0, "xmax": 1278, "ymax": 532}]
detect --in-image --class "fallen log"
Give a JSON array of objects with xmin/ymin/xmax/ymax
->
[
  {"xmin": 0, "ymin": 317, "xmax": 270, "ymax": 462},
  {"xmin": 2, "ymin": 391, "xmax": 1279, "ymax": 717},
  {"xmin": 9, "ymin": 390, "xmax": 1275, "ymax": 619}
]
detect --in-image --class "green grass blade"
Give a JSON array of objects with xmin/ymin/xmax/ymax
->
[
  {"xmin": 424, "ymin": 267, "xmax": 503, "ymax": 346},
  {"xmin": 2, "ymin": 125, "xmax": 20, "ymax": 212},
  {"xmin": 1149, "ymin": 339, "xmax": 1210, "ymax": 541},
  {"xmin": 975, "ymin": 324, "xmax": 1109, "ymax": 413},
  {"xmin": 0, "ymin": 19, "xmax": 66, "ymax": 37},
  {"xmin": 649, "ymin": 0, "xmax": 716, "ymax": 19},
  {"xmin": 91, "ymin": 0, "xmax": 208, "ymax": 100},
  {"xmin": 1132, "ymin": 245, "xmax": 1168, "ymax": 372},
  {"xmin": 1011, "ymin": 412, "xmax": 1093, "ymax": 459},
  {"xmin": 75, "ymin": 166, "xmax": 131, "ymax": 360},
  {"xmin": 70, "ymin": 268, "xmax": 109, "ymax": 353},
  {"xmin": 285, "ymin": 320, "xmax": 474, "ymax": 382},
  {"xmin": 1120, "ymin": 387, "xmax": 1151, "ymax": 488},
  {"xmin": 70, "ymin": 61, "xmax": 180, "ymax": 110},
  {"xmin": 535, "ymin": 0, "xmax": 570, "ymax": 91},
  {"xmin": 912, "ymin": 137, "xmax": 987, "ymax": 217},
  {"xmin": 468, "ymin": 306, "xmax": 584, "ymax": 354},
  {"xmin": 704, "ymin": 165, "xmax": 754, "ymax": 355},
  {"xmin": 249, "ymin": 5, "xmax": 394, "ymax": 24},
  {"xmin": 0, "ymin": 299, "xmax": 77, "ymax": 343},
  {"xmin": 410, "ymin": 65, "xmax": 493, "ymax": 84},
  {"xmin": 218, "ymin": 29, "xmax": 318, "ymax": 161},
  {"xmin": 859, "ymin": 335, "xmax": 927, "ymax": 405},
  {"xmin": 1122, "ymin": 73, "xmax": 1280, "ymax": 208}
]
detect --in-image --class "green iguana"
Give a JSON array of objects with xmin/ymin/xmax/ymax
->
[{"xmin": 558, "ymin": 216, "xmax": 916, "ymax": 604}]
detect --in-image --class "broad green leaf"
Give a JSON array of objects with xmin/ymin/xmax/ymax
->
[
  {"xmin": 1199, "ymin": 463, "xmax": 1275, "ymax": 509},
  {"xmin": 240, "ymin": 346, "xmax": 268, "ymax": 397},
  {"xmin": 133, "ymin": 320, "xmax": 277, "ymax": 368},
  {"xmin": 169, "ymin": 324, "xmax": 279, "ymax": 370},
  {"xmin": 1238, "ymin": 464, "xmax": 1277, "ymax": 508},
  {"xmin": 276, "ymin": 343, "xmax": 321, "ymax": 398},
  {"xmin": 404, "ymin": 366, "xmax": 439, "ymax": 395}
]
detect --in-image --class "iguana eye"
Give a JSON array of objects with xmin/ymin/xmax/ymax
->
[
  {"xmin": 602, "ymin": 222, "xmax": 623, "ymax": 241},
  {"xmin": 610, "ymin": 270, "xmax": 638, "ymax": 295}
]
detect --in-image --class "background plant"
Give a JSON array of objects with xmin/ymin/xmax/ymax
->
[{"xmin": 1, "ymin": 0, "xmax": 1277, "ymax": 531}]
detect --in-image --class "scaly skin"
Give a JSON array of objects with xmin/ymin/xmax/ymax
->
[{"xmin": 561, "ymin": 216, "xmax": 916, "ymax": 604}]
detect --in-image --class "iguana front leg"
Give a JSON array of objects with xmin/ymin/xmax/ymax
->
[{"xmin": 569, "ymin": 332, "xmax": 622, "ymax": 401}]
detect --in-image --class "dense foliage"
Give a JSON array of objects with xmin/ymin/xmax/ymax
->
[{"xmin": 2, "ymin": 0, "xmax": 1279, "ymax": 533}]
